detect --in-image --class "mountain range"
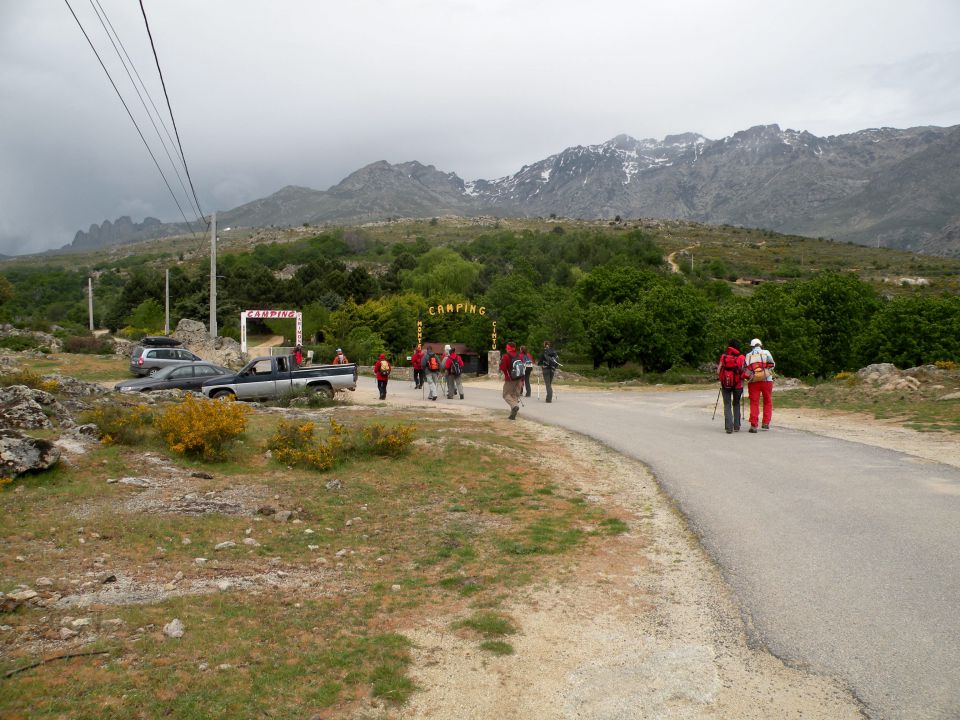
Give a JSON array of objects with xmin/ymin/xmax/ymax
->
[{"xmin": 68, "ymin": 123, "xmax": 960, "ymax": 256}]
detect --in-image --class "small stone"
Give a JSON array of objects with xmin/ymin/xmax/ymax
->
[
  {"xmin": 304, "ymin": 528, "xmax": 314, "ymax": 534},
  {"xmin": 59, "ymin": 627, "xmax": 79, "ymax": 640},
  {"xmin": 90, "ymin": 532, "xmax": 101, "ymax": 539},
  {"xmin": 273, "ymin": 511, "xmax": 293, "ymax": 523},
  {"xmin": 181, "ymin": 537, "xmax": 191, "ymax": 545},
  {"xmin": 100, "ymin": 573, "xmax": 117, "ymax": 584},
  {"xmin": 174, "ymin": 571, "xmax": 184, "ymax": 582},
  {"xmin": 391, "ymin": 584, "xmax": 401, "ymax": 592},
  {"xmin": 15, "ymin": 556, "xmax": 25, "ymax": 562},
  {"xmin": 216, "ymin": 580, "xmax": 233, "ymax": 592},
  {"xmin": 256, "ymin": 506, "xmax": 276, "ymax": 516},
  {"xmin": 71, "ymin": 617, "xmax": 93, "ymax": 629},
  {"xmin": 244, "ymin": 527, "xmax": 252, "ymax": 536},
  {"xmin": 376, "ymin": 557, "xmax": 385, "ymax": 564},
  {"xmin": 190, "ymin": 471, "xmax": 213, "ymax": 479},
  {"xmin": 292, "ymin": 518, "xmax": 303, "ymax": 524},
  {"xmin": 103, "ymin": 618, "xmax": 124, "ymax": 627},
  {"xmin": 35, "ymin": 577, "xmax": 53, "ymax": 587},
  {"xmin": 325, "ymin": 479, "xmax": 342, "ymax": 491},
  {"xmin": 214, "ymin": 541, "xmax": 236, "ymax": 551},
  {"xmin": 242, "ymin": 538, "xmax": 260, "ymax": 547},
  {"xmin": 198, "ymin": 662, "xmax": 209, "ymax": 671},
  {"xmin": 273, "ymin": 494, "xmax": 280, "ymax": 500},
  {"xmin": 163, "ymin": 619, "xmax": 185, "ymax": 638},
  {"xmin": 194, "ymin": 557, "xmax": 207, "ymax": 565},
  {"xmin": 345, "ymin": 519, "xmax": 353, "ymax": 527},
  {"xmin": 9, "ymin": 589, "xmax": 37, "ymax": 602},
  {"xmin": 217, "ymin": 663, "xmax": 232, "ymax": 671},
  {"xmin": 163, "ymin": 583, "xmax": 176, "ymax": 591},
  {"xmin": 61, "ymin": 617, "xmax": 75, "ymax": 626},
  {"xmin": 308, "ymin": 545, "xmax": 319, "ymax": 551},
  {"xmin": 335, "ymin": 548, "xmax": 348, "ymax": 558}
]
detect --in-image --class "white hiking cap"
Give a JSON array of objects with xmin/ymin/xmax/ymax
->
[{"xmin": 750, "ymin": 338, "xmax": 762, "ymax": 347}]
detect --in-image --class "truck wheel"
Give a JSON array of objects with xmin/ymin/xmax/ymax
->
[
  {"xmin": 312, "ymin": 384, "xmax": 334, "ymax": 399},
  {"xmin": 211, "ymin": 390, "xmax": 235, "ymax": 400}
]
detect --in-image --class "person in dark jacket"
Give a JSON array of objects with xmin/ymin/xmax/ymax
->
[
  {"xmin": 519, "ymin": 345, "xmax": 534, "ymax": 397},
  {"xmin": 374, "ymin": 353, "xmax": 391, "ymax": 400},
  {"xmin": 499, "ymin": 343, "xmax": 523, "ymax": 419},
  {"xmin": 538, "ymin": 341, "xmax": 560, "ymax": 403},
  {"xmin": 716, "ymin": 340, "xmax": 746, "ymax": 433}
]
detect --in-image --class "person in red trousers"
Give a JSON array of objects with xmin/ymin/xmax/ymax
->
[{"xmin": 744, "ymin": 338, "xmax": 776, "ymax": 432}]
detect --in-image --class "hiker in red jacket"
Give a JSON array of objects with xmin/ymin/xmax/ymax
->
[
  {"xmin": 716, "ymin": 339, "xmax": 746, "ymax": 434},
  {"xmin": 499, "ymin": 343, "xmax": 523, "ymax": 420},
  {"xmin": 444, "ymin": 347, "xmax": 465, "ymax": 400},
  {"xmin": 374, "ymin": 353, "xmax": 391, "ymax": 400},
  {"xmin": 411, "ymin": 345, "xmax": 425, "ymax": 389}
]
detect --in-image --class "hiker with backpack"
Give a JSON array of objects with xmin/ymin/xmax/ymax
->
[
  {"xmin": 498, "ymin": 342, "xmax": 525, "ymax": 420},
  {"xmin": 411, "ymin": 344, "xmax": 425, "ymax": 389},
  {"xmin": 744, "ymin": 338, "xmax": 776, "ymax": 432},
  {"xmin": 716, "ymin": 339, "xmax": 746, "ymax": 434},
  {"xmin": 519, "ymin": 345, "xmax": 535, "ymax": 397},
  {"xmin": 444, "ymin": 346, "xmax": 465, "ymax": 399},
  {"xmin": 374, "ymin": 353, "xmax": 392, "ymax": 400},
  {"xmin": 538, "ymin": 341, "xmax": 560, "ymax": 403},
  {"xmin": 423, "ymin": 345, "xmax": 441, "ymax": 401}
]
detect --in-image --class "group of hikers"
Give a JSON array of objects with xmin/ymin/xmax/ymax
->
[
  {"xmin": 317, "ymin": 338, "xmax": 774, "ymax": 430},
  {"xmin": 715, "ymin": 338, "xmax": 776, "ymax": 434}
]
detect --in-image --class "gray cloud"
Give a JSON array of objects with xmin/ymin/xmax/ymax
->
[{"xmin": 2, "ymin": 0, "xmax": 958, "ymax": 255}]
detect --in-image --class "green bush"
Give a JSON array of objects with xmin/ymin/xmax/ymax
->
[
  {"xmin": 80, "ymin": 403, "xmax": 153, "ymax": 445},
  {"xmin": 63, "ymin": 335, "xmax": 114, "ymax": 354},
  {"xmin": 0, "ymin": 335, "xmax": 39, "ymax": 352}
]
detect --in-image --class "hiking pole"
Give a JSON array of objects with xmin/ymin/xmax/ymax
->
[{"xmin": 712, "ymin": 387, "xmax": 721, "ymax": 420}]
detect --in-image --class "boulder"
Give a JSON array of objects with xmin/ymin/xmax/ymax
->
[
  {"xmin": 0, "ymin": 385, "xmax": 75, "ymax": 430},
  {"xmin": 172, "ymin": 319, "xmax": 246, "ymax": 369},
  {"xmin": 0, "ymin": 430, "xmax": 61, "ymax": 478},
  {"xmin": 856, "ymin": 363, "xmax": 899, "ymax": 380}
]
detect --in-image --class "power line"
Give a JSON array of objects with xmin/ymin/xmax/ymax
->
[
  {"xmin": 87, "ymin": 0, "xmax": 203, "ymax": 224},
  {"xmin": 139, "ymin": 0, "xmax": 207, "ymax": 229},
  {"xmin": 63, "ymin": 0, "xmax": 199, "ymax": 236}
]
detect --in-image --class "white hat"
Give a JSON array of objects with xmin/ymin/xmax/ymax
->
[
  {"xmin": 444, "ymin": 344, "xmax": 452, "ymax": 352},
  {"xmin": 336, "ymin": 348, "xmax": 343, "ymax": 352},
  {"xmin": 750, "ymin": 338, "xmax": 762, "ymax": 347}
]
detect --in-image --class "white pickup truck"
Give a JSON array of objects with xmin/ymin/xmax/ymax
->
[{"xmin": 200, "ymin": 355, "xmax": 357, "ymax": 401}]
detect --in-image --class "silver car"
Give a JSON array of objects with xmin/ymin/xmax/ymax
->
[{"xmin": 129, "ymin": 346, "xmax": 203, "ymax": 376}]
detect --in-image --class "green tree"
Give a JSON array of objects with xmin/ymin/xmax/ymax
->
[
  {"xmin": 401, "ymin": 247, "xmax": 482, "ymax": 297},
  {"xmin": 126, "ymin": 298, "xmax": 165, "ymax": 331},
  {"xmin": 853, "ymin": 295, "xmax": 960, "ymax": 367}
]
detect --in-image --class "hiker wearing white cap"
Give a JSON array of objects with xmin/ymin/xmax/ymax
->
[
  {"xmin": 331, "ymin": 348, "xmax": 349, "ymax": 364},
  {"xmin": 744, "ymin": 338, "xmax": 776, "ymax": 432}
]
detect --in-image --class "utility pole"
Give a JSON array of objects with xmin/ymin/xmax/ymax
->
[
  {"xmin": 164, "ymin": 269, "xmax": 170, "ymax": 335},
  {"xmin": 209, "ymin": 212, "xmax": 217, "ymax": 338},
  {"xmin": 87, "ymin": 277, "xmax": 94, "ymax": 332}
]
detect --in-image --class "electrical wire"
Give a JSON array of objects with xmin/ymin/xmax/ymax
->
[
  {"xmin": 139, "ymin": 0, "xmax": 207, "ymax": 230},
  {"xmin": 63, "ymin": 0, "xmax": 199, "ymax": 236},
  {"xmin": 87, "ymin": 0, "xmax": 203, "ymax": 225}
]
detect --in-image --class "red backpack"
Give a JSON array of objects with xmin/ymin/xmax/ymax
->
[{"xmin": 719, "ymin": 353, "xmax": 741, "ymax": 389}]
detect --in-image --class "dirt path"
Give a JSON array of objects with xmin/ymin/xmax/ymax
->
[{"xmin": 666, "ymin": 243, "xmax": 699, "ymax": 274}]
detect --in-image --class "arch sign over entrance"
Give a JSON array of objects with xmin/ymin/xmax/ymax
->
[{"xmin": 240, "ymin": 309, "xmax": 302, "ymax": 353}]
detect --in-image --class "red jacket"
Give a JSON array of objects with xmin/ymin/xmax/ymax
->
[
  {"xmin": 374, "ymin": 355, "xmax": 391, "ymax": 381},
  {"xmin": 499, "ymin": 348, "xmax": 519, "ymax": 381},
  {"xmin": 411, "ymin": 349, "xmax": 424, "ymax": 370},
  {"xmin": 716, "ymin": 347, "xmax": 746, "ymax": 390},
  {"xmin": 444, "ymin": 353, "xmax": 464, "ymax": 373}
]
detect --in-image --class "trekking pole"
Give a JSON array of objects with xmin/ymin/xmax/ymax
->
[{"xmin": 712, "ymin": 387, "xmax": 721, "ymax": 420}]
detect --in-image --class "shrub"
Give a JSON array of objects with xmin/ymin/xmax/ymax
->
[
  {"xmin": 935, "ymin": 360, "xmax": 959, "ymax": 371},
  {"xmin": 833, "ymin": 371, "xmax": 853, "ymax": 381},
  {"xmin": 81, "ymin": 403, "xmax": 152, "ymax": 445},
  {"xmin": 360, "ymin": 423, "xmax": 416, "ymax": 457},
  {"xmin": 265, "ymin": 417, "xmax": 415, "ymax": 471},
  {"xmin": 156, "ymin": 395, "xmax": 250, "ymax": 461},
  {"xmin": 0, "ymin": 369, "xmax": 61, "ymax": 393},
  {"xmin": 270, "ymin": 386, "xmax": 337, "ymax": 409},
  {"xmin": 0, "ymin": 336, "xmax": 39, "ymax": 352},
  {"xmin": 63, "ymin": 335, "xmax": 114, "ymax": 354}
]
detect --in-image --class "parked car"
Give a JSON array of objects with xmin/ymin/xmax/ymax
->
[
  {"xmin": 129, "ymin": 345, "xmax": 204, "ymax": 376},
  {"xmin": 201, "ymin": 355, "xmax": 357, "ymax": 401},
  {"xmin": 115, "ymin": 362, "xmax": 231, "ymax": 393}
]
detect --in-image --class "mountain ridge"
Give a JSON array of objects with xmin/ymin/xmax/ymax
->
[{"xmin": 66, "ymin": 123, "xmax": 960, "ymax": 256}]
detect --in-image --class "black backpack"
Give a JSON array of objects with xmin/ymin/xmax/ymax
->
[{"xmin": 448, "ymin": 356, "xmax": 462, "ymax": 376}]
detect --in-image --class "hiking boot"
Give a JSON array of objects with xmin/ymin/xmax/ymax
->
[
  {"xmin": 748, "ymin": 426, "xmax": 758, "ymax": 433},
  {"xmin": 430, "ymin": 396, "xmax": 436, "ymax": 401},
  {"xmin": 734, "ymin": 426, "xmax": 740, "ymax": 432},
  {"xmin": 509, "ymin": 406, "xmax": 519, "ymax": 420},
  {"xmin": 725, "ymin": 428, "xmax": 733, "ymax": 434},
  {"xmin": 459, "ymin": 394, "xmax": 464, "ymax": 399},
  {"xmin": 762, "ymin": 423, "xmax": 770, "ymax": 430}
]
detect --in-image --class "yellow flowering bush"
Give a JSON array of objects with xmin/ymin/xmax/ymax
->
[
  {"xmin": 935, "ymin": 360, "xmax": 959, "ymax": 370},
  {"xmin": 265, "ymin": 417, "xmax": 415, "ymax": 471},
  {"xmin": 80, "ymin": 403, "xmax": 152, "ymax": 445},
  {"xmin": 361, "ymin": 423, "xmax": 416, "ymax": 458},
  {"xmin": 156, "ymin": 395, "xmax": 250, "ymax": 461},
  {"xmin": 1, "ymin": 369, "xmax": 61, "ymax": 394}
]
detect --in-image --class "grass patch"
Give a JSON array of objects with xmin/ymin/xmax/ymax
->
[
  {"xmin": 479, "ymin": 640, "xmax": 515, "ymax": 655},
  {"xmin": 453, "ymin": 611, "xmax": 516, "ymax": 638}
]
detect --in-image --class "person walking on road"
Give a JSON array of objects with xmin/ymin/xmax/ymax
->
[
  {"xmin": 423, "ymin": 345, "xmax": 441, "ymax": 401},
  {"xmin": 411, "ymin": 345, "xmax": 425, "ymax": 389},
  {"xmin": 745, "ymin": 338, "xmax": 776, "ymax": 433},
  {"xmin": 445, "ymin": 347, "xmax": 465, "ymax": 399},
  {"xmin": 716, "ymin": 339, "xmax": 746, "ymax": 434},
  {"xmin": 374, "ymin": 353, "xmax": 391, "ymax": 400},
  {"xmin": 499, "ymin": 343, "xmax": 524, "ymax": 420},
  {"xmin": 538, "ymin": 341, "xmax": 560, "ymax": 403},
  {"xmin": 519, "ymin": 345, "xmax": 534, "ymax": 397}
]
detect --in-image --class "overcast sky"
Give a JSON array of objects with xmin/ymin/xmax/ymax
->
[{"xmin": 2, "ymin": 0, "xmax": 959, "ymax": 256}]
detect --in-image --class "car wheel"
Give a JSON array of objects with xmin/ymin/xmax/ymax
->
[
  {"xmin": 148, "ymin": 368, "xmax": 159, "ymax": 377},
  {"xmin": 312, "ymin": 384, "xmax": 334, "ymax": 399},
  {"xmin": 211, "ymin": 390, "xmax": 235, "ymax": 400}
]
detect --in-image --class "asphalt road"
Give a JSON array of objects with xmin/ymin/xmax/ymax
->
[{"xmin": 385, "ymin": 378, "xmax": 960, "ymax": 720}]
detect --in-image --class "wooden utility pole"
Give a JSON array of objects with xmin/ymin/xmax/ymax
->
[
  {"xmin": 209, "ymin": 212, "xmax": 217, "ymax": 338},
  {"xmin": 87, "ymin": 277, "xmax": 94, "ymax": 332},
  {"xmin": 164, "ymin": 269, "xmax": 170, "ymax": 335}
]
